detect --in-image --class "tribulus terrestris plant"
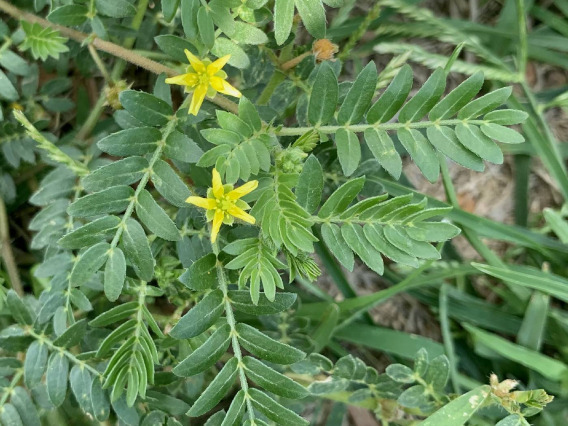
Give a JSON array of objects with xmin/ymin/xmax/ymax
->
[{"xmin": 0, "ymin": 0, "xmax": 566, "ymax": 425}]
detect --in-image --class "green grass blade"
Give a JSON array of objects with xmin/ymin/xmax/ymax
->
[
  {"xmin": 473, "ymin": 263, "xmax": 568, "ymax": 303},
  {"xmin": 335, "ymin": 324, "xmax": 445, "ymax": 359},
  {"xmin": 464, "ymin": 324, "xmax": 568, "ymax": 380}
]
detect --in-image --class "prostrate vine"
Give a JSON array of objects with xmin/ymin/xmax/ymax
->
[{"xmin": 0, "ymin": 0, "xmax": 561, "ymax": 425}]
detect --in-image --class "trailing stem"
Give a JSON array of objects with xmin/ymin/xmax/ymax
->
[
  {"xmin": 26, "ymin": 328, "xmax": 102, "ymax": 378},
  {"xmin": 0, "ymin": 0, "xmax": 238, "ymax": 114},
  {"xmin": 109, "ymin": 119, "xmax": 177, "ymax": 249},
  {"xmin": 0, "ymin": 197, "xmax": 22, "ymax": 296},
  {"xmin": 211, "ymin": 239, "xmax": 256, "ymax": 423},
  {"xmin": 0, "ymin": 369, "xmax": 23, "ymax": 408},
  {"xmin": 275, "ymin": 119, "xmax": 488, "ymax": 136}
]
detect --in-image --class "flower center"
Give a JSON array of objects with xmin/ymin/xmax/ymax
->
[
  {"xmin": 216, "ymin": 196, "xmax": 234, "ymax": 212},
  {"xmin": 197, "ymin": 71, "xmax": 209, "ymax": 85}
]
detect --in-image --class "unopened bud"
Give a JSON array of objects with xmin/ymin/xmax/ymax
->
[
  {"xmin": 276, "ymin": 147, "xmax": 308, "ymax": 174},
  {"xmin": 104, "ymin": 80, "xmax": 132, "ymax": 110},
  {"xmin": 313, "ymin": 39, "xmax": 339, "ymax": 62}
]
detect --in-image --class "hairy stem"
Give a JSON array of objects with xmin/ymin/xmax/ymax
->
[
  {"xmin": 280, "ymin": 51, "xmax": 312, "ymax": 71},
  {"xmin": 0, "ymin": 0, "xmax": 171, "ymax": 74},
  {"xmin": 65, "ymin": 184, "xmax": 84, "ymax": 324},
  {"xmin": 0, "ymin": 369, "xmax": 23, "ymax": 407},
  {"xmin": 211, "ymin": 239, "xmax": 255, "ymax": 422},
  {"xmin": 110, "ymin": 119, "xmax": 177, "ymax": 249},
  {"xmin": 88, "ymin": 44, "xmax": 112, "ymax": 83},
  {"xmin": 0, "ymin": 197, "xmax": 23, "ymax": 296},
  {"xmin": 256, "ymin": 25, "xmax": 297, "ymax": 105},
  {"xmin": 26, "ymin": 328, "xmax": 102, "ymax": 378},
  {"xmin": 76, "ymin": 92, "xmax": 107, "ymax": 142},
  {"xmin": 0, "ymin": 0, "xmax": 238, "ymax": 114},
  {"xmin": 110, "ymin": 0, "xmax": 150, "ymax": 81},
  {"xmin": 256, "ymin": 72, "xmax": 286, "ymax": 106},
  {"xmin": 275, "ymin": 119, "xmax": 488, "ymax": 136},
  {"xmin": 129, "ymin": 281, "xmax": 147, "ymax": 379},
  {"xmin": 77, "ymin": 0, "xmax": 149, "ymax": 141}
]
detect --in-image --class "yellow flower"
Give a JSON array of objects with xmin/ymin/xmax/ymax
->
[
  {"xmin": 186, "ymin": 169, "xmax": 258, "ymax": 243},
  {"xmin": 165, "ymin": 49, "xmax": 242, "ymax": 115}
]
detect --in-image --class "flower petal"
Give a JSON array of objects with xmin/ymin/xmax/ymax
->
[
  {"xmin": 227, "ymin": 206, "xmax": 256, "ymax": 224},
  {"xmin": 184, "ymin": 49, "xmax": 206, "ymax": 73},
  {"xmin": 227, "ymin": 180, "xmax": 258, "ymax": 200},
  {"xmin": 209, "ymin": 76, "xmax": 225, "ymax": 92},
  {"xmin": 165, "ymin": 73, "xmax": 198, "ymax": 87},
  {"xmin": 212, "ymin": 168, "xmax": 224, "ymax": 198},
  {"xmin": 188, "ymin": 83, "xmax": 208, "ymax": 115},
  {"xmin": 211, "ymin": 209, "xmax": 224, "ymax": 243},
  {"xmin": 209, "ymin": 76, "xmax": 241, "ymax": 98},
  {"xmin": 219, "ymin": 81, "xmax": 242, "ymax": 98},
  {"xmin": 207, "ymin": 55, "xmax": 231, "ymax": 75},
  {"xmin": 186, "ymin": 196, "xmax": 216, "ymax": 210}
]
